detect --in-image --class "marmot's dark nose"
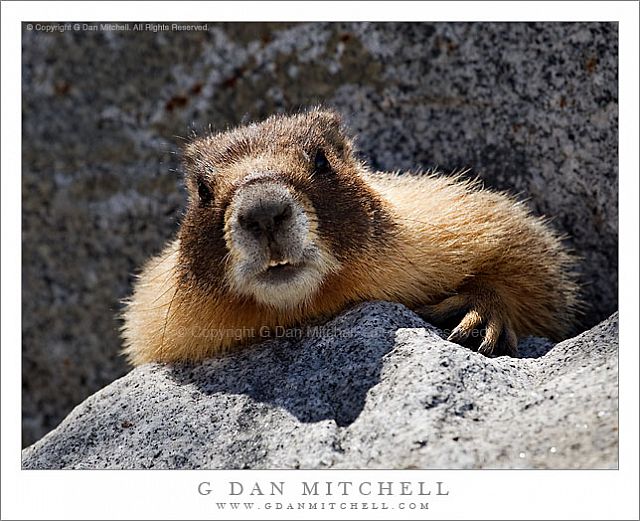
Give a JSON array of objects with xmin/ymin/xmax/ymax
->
[{"xmin": 238, "ymin": 201, "xmax": 293, "ymax": 236}]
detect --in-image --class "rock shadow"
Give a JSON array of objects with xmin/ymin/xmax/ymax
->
[{"xmin": 167, "ymin": 303, "xmax": 418, "ymax": 427}]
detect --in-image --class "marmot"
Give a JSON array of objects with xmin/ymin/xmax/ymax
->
[{"xmin": 122, "ymin": 108, "xmax": 580, "ymax": 365}]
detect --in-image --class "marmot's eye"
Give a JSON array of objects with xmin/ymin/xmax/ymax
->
[
  {"xmin": 197, "ymin": 177, "xmax": 212, "ymax": 206},
  {"xmin": 313, "ymin": 149, "xmax": 332, "ymax": 174}
]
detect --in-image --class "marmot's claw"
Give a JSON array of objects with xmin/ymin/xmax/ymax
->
[
  {"xmin": 478, "ymin": 335, "xmax": 497, "ymax": 355},
  {"xmin": 447, "ymin": 309, "xmax": 482, "ymax": 343},
  {"xmin": 430, "ymin": 291, "xmax": 519, "ymax": 357},
  {"xmin": 476, "ymin": 313, "xmax": 502, "ymax": 355},
  {"xmin": 476, "ymin": 315, "xmax": 518, "ymax": 357}
]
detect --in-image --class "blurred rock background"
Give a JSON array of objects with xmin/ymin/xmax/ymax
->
[{"xmin": 22, "ymin": 22, "xmax": 618, "ymax": 446}]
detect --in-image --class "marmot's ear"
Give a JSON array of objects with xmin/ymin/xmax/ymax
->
[
  {"xmin": 310, "ymin": 106, "xmax": 343, "ymax": 128},
  {"xmin": 183, "ymin": 138, "xmax": 220, "ymax": 183},
  {"xmin": 182, "ymin": 139, "xmax": 216, "ymax": 207},
  {"xmin": 311, "ymin": 107, "xmax": 356, "ymax": 159},
  {"xmin": 182, "ymin": 140, "xmax": 206, "ymax": 177}
]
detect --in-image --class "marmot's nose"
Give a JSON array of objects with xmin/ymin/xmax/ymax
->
[{"xmin": 238, "ymin": 200, "xmax": 293, "ymax": 236}]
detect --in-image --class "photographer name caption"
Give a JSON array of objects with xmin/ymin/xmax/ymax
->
[
  {"xmin": 24, "ymin": 23, "xmax": 208, "ymax": 33},
  {"xmin": 197, "ymin": 480, "xmax": 450, "ymax": 512}
]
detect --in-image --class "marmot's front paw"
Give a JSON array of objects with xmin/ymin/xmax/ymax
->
[{"xmin": 420, "ymin": 288, "xmax": 518, "ymax": 357}]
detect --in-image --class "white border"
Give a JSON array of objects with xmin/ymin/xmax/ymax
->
[{"xmin": 2, "ymin": 2, "xmax": 638, "ymax": 520}]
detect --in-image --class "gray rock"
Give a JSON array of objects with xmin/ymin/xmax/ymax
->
[
  {"xmin": 22, "ymin": 22, "xmax": 617, "ymax": 445},
  {"xmin": 21, "ymin": 303, "xmax": 618, "ymax": 470}
]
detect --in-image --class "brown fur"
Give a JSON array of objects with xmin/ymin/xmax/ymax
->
[{"xmin": 121, "ymin": 108, "xmax": 580, "ymax": 365}]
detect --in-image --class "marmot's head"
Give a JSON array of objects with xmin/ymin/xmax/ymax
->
[{"xmin": 178, "ymin": 108, "xmax": 391, "ymax": 309}]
